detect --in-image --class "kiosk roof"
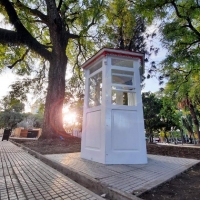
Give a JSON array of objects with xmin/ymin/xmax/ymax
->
[{"xmin": 81, "ymin": 48, "xmax": 145, "ymax": 74}]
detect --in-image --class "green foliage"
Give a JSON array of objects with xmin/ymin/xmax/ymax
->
[
  {"xmin": 134, "ymin": 0, "xmax": 200, "ymax": 83},
  {"xmin": 135, "ymin": 0, "xmax": 200, "ymax": 142},
  {"xmin": 181, "ymin": 114, "xmax": 193, "ymax": 136},
  {"xmin": 142, "ymin": 92, "xmax": 163, "ymax": 139},
  {"xmin": 163, "ymin": 63, "xmax": 200, "ymax": 109},
  {"xmin": 142, "ymin": 91, "xmax": 181, "ymax": 142},
  {"xmin": 64, "ymin": 0, "xmax": 106, "ymax": 68},
  {"xmin": 0, "ymin": 0, "xmax": 105, "ymax": 99},
  {"xmin": 0, "ymin": 0, "xmax": 110, "ymax": 138},
  {"xmin": 65, "ymin": 72, "xmax": 84, "ymax": 103},
  {"xmin": 0, "ymin": 95, "xmax": 25, "ymax": 112},
  {"xmin": 99, "ymin": 0, "xmax": 147, "ymax": 52},
  {"xmin": 159, "ymin": 96, "xmax": 180, "ymax": 131},
  {"xmin": 18, "ymin": 112, "xmax": 43, "ymax": 129},
  {"xmin": 0, "ymin": 110, "xmax": 24, "ymax": 129},
  {"xmin": 0, "ymin": 96, "xmax": 25, "ymax": 129},
  {"xmin": 163, "ymin": 66, "xmax": 200, "ymax": 142},
  {"xmin": 171, "ymin": 130, "xmax": 181, "ymax": 138}
]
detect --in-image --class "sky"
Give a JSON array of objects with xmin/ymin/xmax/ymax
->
[
  {"xmin": 141, "ymin": 22, "xmax": 167, "ymax": 93},
  {"xmin": 0, "ymin": 69, "xmax": 17, "ymax": 98},
  {"xmin": 142, "ymin": 47, "xmax": 167, "ymax": 93}
]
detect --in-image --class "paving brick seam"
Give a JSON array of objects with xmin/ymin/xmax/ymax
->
[
  {"xmin": 45, "ymin": 152, "xmax": 199, "ymax": 197},
  {"xmin": 1, "ymin": 142, "xmax": 103, "ymax": 200},
  {"xmin": 0, "ymin": 147, "xmax": 27, "ymax": 200},
  {"xmin": 5, "ymin": 141, "xmax": 200, "ymax": 200}
]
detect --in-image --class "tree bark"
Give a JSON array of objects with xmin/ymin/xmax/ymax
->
[
  {"xmin": 40, "ymin": 0, "xmax": 69, "ymax": 139},
  {"xmin": 41, "ymin": 52, "xmax": 67, "ymax": 139}
]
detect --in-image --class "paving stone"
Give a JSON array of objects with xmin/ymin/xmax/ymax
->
[
  {"xmin": 18, "ymin": 197, "xmax": 27, "ymax": 200},
  {"xmin": 0, "ymin": 140, "xmax": 104, "ymax": 200},
  {"xmin": 46, "ymin": 151, "xmax": 200, "ymax": 196},
  {"xmin": 3, "ymin": 139, "xmax": 199, "ymax": 200}
]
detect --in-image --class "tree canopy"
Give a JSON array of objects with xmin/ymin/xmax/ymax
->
[
  {"xmin": 0, "ymin": 96, "xmax": 25, "ymax": 129},
  {"xmin": 142, "ymin": 92, "xmax": 162, "ymax": 142},
  {"xmin": 0, "ymin": 0, "xmax": 105, "ymax": 138},
  {"xmin": 134, "ymin": 0, "xmax": 200, "ymax": 83},
  {"xmin": 133, "ymin": 0, "xmax": 200, "ymax": 143}
]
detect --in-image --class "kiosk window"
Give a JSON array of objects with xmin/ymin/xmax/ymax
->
[
  {"xmin": 88, "ymin": 72, "xmax": 102, "ymax": 108},
  {"xmin": 112, "ymin": 69, "xmax": 134, "ymax": 86},
  {"xmin": 89, "ymin": 61, "xmax": 102, "ymax": 74},
  {"xmin": 111, "ymin": 58, "xmax": 134, "ymax": 68},
  {"xmin": 112, "ymin": 90, "xmax": 136, "ymax": 106},
  {"xmin": 111, "ymin": 69, "xmax": 136, "ymax": 106},
  {"xmin": 112, "ymin": 75, "xmax": 133, "ymax": 85}
]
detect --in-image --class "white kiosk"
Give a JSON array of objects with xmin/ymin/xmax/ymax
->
[{"xmin": 81, "ymin": 48, "xmax": 147, "ymax": 164}]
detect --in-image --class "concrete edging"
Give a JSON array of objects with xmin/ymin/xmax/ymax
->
[{"xmin": 11, "ymin": 140, "xmax": 142, "ymax": 200}]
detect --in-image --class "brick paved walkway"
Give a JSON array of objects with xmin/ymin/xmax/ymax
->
[
  {"xmin": 0, "ymin": 140, "xmax": 104, "ymax": 200},
  {"xmin": 45, "ymin": 152, "xmax": 199, "ymax": 196}
]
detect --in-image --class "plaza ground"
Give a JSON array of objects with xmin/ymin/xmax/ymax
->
[
  {"xmin": 0, "ymin": 139, "xmax": 104, "ymax": 200},
  {"xmin": 8, "ymin": 137, "xmax": 200, "ymax": 200}
]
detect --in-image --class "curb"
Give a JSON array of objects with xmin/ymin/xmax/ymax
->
[{"xmin": 11, "ymin": 140, "xmax": 142, "ymax": 200}]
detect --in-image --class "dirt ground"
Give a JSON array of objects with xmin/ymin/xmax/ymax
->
[
  {"xmin": 141, "ymin": 144, "xmax": 200, "ymax": 200},
  {"xmin": 10, "ymin": 135, "xmax": 81, "ymax": 154},
  {"xmin": 10, "ymin": 137, "xmax": 200, "ymax": 200}
]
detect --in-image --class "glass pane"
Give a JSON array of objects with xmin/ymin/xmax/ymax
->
[
  {"xmin": 112, "ymin": 75, "xmax": 133, "ymax": 85},
  {"xmin": 89, "ymin": 72, "xmax": 102, "ymax": 108},
  {"xmin": 111, "ymin": 58, "xmax": 133, "ymax": 68},
  {"xmin": 89, "ymin": 61, "xmax": 102, "ymax": 74},
  {"xmin": 112, "ymin": 90, "xmax": 136, "ymax": 106},
  {"xmin": 112, "ymin": 69, "xmax": 134, "ymax": 76},
  {"xmin": 112, "ymin": 86, "xmax": 135, "ymax": 90}
]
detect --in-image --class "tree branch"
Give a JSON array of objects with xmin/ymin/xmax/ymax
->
[
  {"xmin": 0, "ymin": 0, "xmax": 52, "ymax": 60},
  {"xmin": 0, "ymin": 0, "xmax": 30, "ymax": 32},
  {"xmin": 7, "ymin": 49, "xmax": 30, "ymax": 69},
  {"xmin": 180, "ymin": 40, "xmax": 200, "ymax": 51},
  {"xmin": 186, "ymin": 17, "xmax": 200, "ymax": 39},
  {"xmin": 57, "ymin": 0, "xmax": 63, "ymax": 11},
  {"xmin": 67, "ymin": 32, "xmax": 80, "ymax": 39},
  {"xmin": 171, "ymin": 1, "xmax": 187, "ymax": 19},
  {"xmin": 15, "ymin": 0, "xmax": 49, "ymax": 25},
  {"xmin": 0, "ymin": 28, "xmax": 51, "ymax": 61},
  {"xmin": 171, "ymin": 1, "xmax": 200, "ymax": 39}
]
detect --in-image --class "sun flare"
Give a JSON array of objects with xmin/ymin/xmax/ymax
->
[
  {"xmin": 63, "ymin": 106, "xmax": 77, "ymax": 124},
  {"xmin": 63, "ymin": 112, "xmax": 76, "ymax": 124}
]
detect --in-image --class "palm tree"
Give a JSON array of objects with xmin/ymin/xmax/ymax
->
[
  {"xmin": 178, "ymin": 97, "xmax": 200, "ymax": 143},
  {"xmin": 181, "ymin": 115, "xmax": 194, "ymax": 143}
]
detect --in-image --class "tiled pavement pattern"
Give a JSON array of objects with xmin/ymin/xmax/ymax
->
[
  {"xmin": 46, "ymin": 152, "xmax": 200, "ymax": 195},
  {"xmin": 0, "ymin": 140, "xmax": 104, "ymax": 200}
]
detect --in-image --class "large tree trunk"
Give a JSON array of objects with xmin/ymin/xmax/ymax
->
[
  {"xmin": 40, "ymin": 0, "xmax": 69, "ymax": 139},
  {"xmin": 41, "ymin": 52, "xmax": 67, "ymax": 139}
]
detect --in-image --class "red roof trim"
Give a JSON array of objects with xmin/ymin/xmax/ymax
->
[
  {"xmin": 104, "ymin": 50, "xmax": 144, "ymax": 61},
  {"xmin": 82, "ymin": 49, "xmax": 144, "ymax": 69},
  {"xmin": 82, "ymin": 54, "xmax": 105, "ymax": 69}
]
